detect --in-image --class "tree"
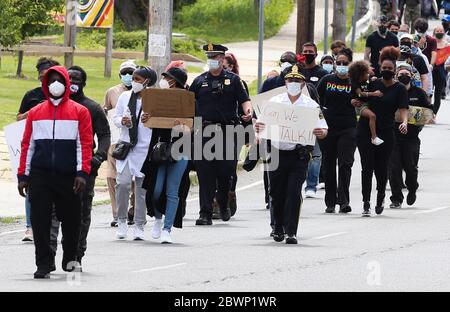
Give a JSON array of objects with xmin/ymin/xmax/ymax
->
[
  {"xmin": 0, "ymin": 0, "xmax": 63, "ymax": 47},
  {"xmin": 332, "ymin": 0, "xmax": 347, "ymax": 42}
]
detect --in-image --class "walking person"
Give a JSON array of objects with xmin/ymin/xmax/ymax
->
[
  {"xmin": 355, "ymin": 47, "xmax": 409, "ymax": 216},
  {"xmin": 389, "ymin": 64, "xmax": 434, "ymax": 209},
  {"xmin": 414, "ymin": 18, "xmax": 437, "ymax": 66},
  {"xmin": 103, "ymin": 60, "xmax": 137, "ymax": 227},
  {"xmin": 141, "ymin": 67, "xmax": 191, "ymax": 244},
  {"xmin": 16, "ymin": 57, "xmax": 60, "ymax": 242},
  {"xmin": 189, "ymin": 44, "xmax": 252, "ymax": 226},
  {"xmin": 365, "ymin": 15, "xmax": 400, "ymax": 77},
  {"xmin": 66, "ymin": 66, "xmax": 111, "ymax": 265},
  {"xmin": 113, "ymin": 66, "xmax": 157, "ymax": 240},
  {"xmin": 403, "ymin": 0, "xmax": 422, "ymax": 30},
  {"xmin": 432, "ymin": 26, "xmax": 449, "ymax": 114},
  {"xmin": 17, "ymin": 65, "xmax": 93, "ymax": 278},
  {"xmin": 316, "ymin": 48, "xmax": 357, "ymax": 214},
  {"xmin": 254, "ymin": 65, "xmax": 328, "ymax": 244}
]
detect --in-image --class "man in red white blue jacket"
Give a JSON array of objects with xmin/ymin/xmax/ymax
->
[{"xmin": 17, "ymin": 65, "xmax": 93, "ymax": 279}]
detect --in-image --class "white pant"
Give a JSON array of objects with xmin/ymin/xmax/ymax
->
[{"xmin": 115, "ymin": 163, "xmax": 147, "ymax": 226}]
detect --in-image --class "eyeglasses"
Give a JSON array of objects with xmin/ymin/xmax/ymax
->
[{"xmin": 336, "ymin": 61, "xmax": 349, "ymax": 66}]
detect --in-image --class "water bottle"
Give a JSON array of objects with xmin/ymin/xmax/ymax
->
[{"xmin": 123, "ymin": 107, "xmax": 132, "ymax": 128}]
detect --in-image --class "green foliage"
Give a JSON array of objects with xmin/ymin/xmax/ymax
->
[
  {"xmin": 174, "ymin": 0, "xmax": 294, "ymax": 43},
  {"xmin": 0, "ymin": 0, "xmax": 63, "ymax": 47}
]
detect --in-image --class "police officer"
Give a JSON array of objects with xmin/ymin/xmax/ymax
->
[
  {"xmin": 189, "ymin": 44, "xmax": 252, "ymax": 225},
  {"xmin": 254, "ymin": 65, "xmax": 328, "ymax": 244}
]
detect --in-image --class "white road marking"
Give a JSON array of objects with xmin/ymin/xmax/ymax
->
[
  {"xmin": 186, "ymin": 180, "xmax": 263, "ymax": 203},
  {"xmin": 0, "ymin": 230, "xmax": 23, "ymax": 237},
  {"xmin": 311, "ymin": 232, "xmax": 347, "ymax": 240},
  {"xmin": 132, "ymin": 263, "xmax": 187, "ymax": 273},
  {"xmin": 413, "ymin": 206, "xmax": 450, "ymax": 214}
]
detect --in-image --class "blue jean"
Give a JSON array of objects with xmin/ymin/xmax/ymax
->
[
  {"xmin": 25, "ymin": 195, "xmax": 32, "ymax": 228},
  {"xmin": 153, "ymin": 159, "xmax": 188, "ymax": 232},
  {"xmin": 305, "ymin": 141, "xmax": 322, "ymax": 192}
]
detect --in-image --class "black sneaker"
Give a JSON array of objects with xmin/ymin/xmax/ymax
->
[
  {"xmin": 339, "ymin": 205, "xmax": 352, "ymax": 213},
  {"xmin": 62, "ymin": 260, "xmax": 82, "ymax": 273},
  {"xmin": 195, "ymin": 216, "xmax": 212, "ymax": 226},
  {"xmin": 389, "ymin": 201, "xmax": 402, "ymax": 209},
  {"xmin": 375, "ymin": 193, "xmax": 385, "ymax": 215},
  {"xmin": 272, "ymin": 232, "xmax": 285, "ymax": 242},
  {"xmin": 325, "ymin": 206, "xmax": 336, "ymax": 213},
  {"xmin": 270, "ymin": 229, "xmax": 275, "ymax": 237},
  {"xmin": 127, "ymin": 220, "xmax": 135, "ymax": 226},
  {"xmin": 362, "ymin": 202, "xmax": 371, "ymax": 217},
  {"xmin": 110, "ymin": 220, "xmax": 118, "ymax": 227},
  {"xmin": 285, "ymin": 235, "xmax": 298, "ymax": 244},
  {"xmin": 228, "ymin": 191, "xmax": 237, "ymax": 217},
  {"xmin": 34, "ymin": 270, "xmax": 50, "ymax": 279},
  {"xmin": 212, "ymin": 196, "xmax": 221, "ymax": 219},
  {"xmin": 220, "ymin": 208, "xmax": 231, "ymax": 222},
  {"xmin": 406, "ymin": 192, "xmax": 417, "ymax": 206}
]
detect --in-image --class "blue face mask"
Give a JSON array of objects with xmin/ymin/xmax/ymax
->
[
  {"xmin": 336, "ymin": 65, "xmax": 349, "ymax": 75},
  {"xmin": 411, "ymin": 46, "xmax": 419, "ymax": 55},
  {"xmin": 322, "ymin": 63, "xmax": 334, "ymax": 73},
  {"xmin": 121, "ymin": 74, "xmax": 133, "ymax": 87}
]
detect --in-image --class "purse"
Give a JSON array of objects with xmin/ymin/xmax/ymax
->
[
  {"xmin": 112, "ymin": 140, "xmax": 133, "ymax": 160},
  {"xmin": 150, "ymin": 141, "xmax": 174, "ymax": 164}
]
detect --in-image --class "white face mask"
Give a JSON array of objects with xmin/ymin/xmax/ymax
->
[
  {"xmin": 131, "ymin": 81, "xmax": 145, "ymax": 93},
  {"xmin": 159, "ymin": 79, "xmax": 170, "ymax": 89},
  {"xmin": 49, "ymin": 81, "xmax": 65, "ymax": 97},
  {"xmin": 207, "ymin": 59, "xmax": 220, "ymax": 71},
  {"xmin": 286, "ymin": 82, "xmax": 302, "ymax": 96}
]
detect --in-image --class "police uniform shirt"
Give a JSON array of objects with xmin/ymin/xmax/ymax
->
[
  {"xmin": 189, "ymin": 70, "xmax": 250, "ymax": 123},
  {"xmin": 268, "ymin": 93, "xmax": 328, "ymax": 151}
]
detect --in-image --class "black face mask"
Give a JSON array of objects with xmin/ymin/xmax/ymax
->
[
  {"xmin": 381, "ymin": 70, "xmax": 395, "ymax": 81},
  {"xmin": 391, "ymin": 31, "xmax": 398, "ymax": 36},
  {"xmin": 397, "ymin": 75, "xmax": 411, "ymax": 85},
  {"xmin": 379, "ymin": 26, "xmax": 387, "ymax": 35},
  {"xmin": 305, "ymin": 54, "xmax": 316, "ymax": 64},
  {"xmin": 436, "ymin": 33, "xmax": 445, "ymax": 40}
]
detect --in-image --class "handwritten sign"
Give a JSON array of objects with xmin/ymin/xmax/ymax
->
[
  {"xmin": 148, "ymin": 34, "xmax": 167, "ymax": 57},
  {"xmin": 107, "ymin": 108, "xmax": 120, "ymax": 144},
  {"xmin": 4, "ymin": 120, "xmax": 26, "ymax": 181},
  {"xmin": 258, "ymin": 101, "xmax": 319, "ymax": 146}
]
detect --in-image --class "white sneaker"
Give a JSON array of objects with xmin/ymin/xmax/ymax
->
[
  {"xmin": 133, "ymin": 225, "xmax": 145, "ymax": 241},
  {"xmin": 371, "ymin": 137, "xmax": 384, "ymax": 146},
  {"xmin": 318, "ymin": 183, "xmax": 325, "ymax": 190},
  {"xmin": 160, "ymin": 229, "xmax": 173, "ymax": 244},
  {"xmin": 152, "ymin": 219, "xmax": 163, "ymax": 239},
  {"xmin": 116, "ymin": 221, "xmax": 128, "ymax": 239},
  {"xmin": 305, "ymin": 190, "xmax": 317, "ymax": 198},
  {"xmin": 22, "ymin": 228, "xmax": 33, "ymax": 242}
]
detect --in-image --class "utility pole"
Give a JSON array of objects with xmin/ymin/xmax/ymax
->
[
  {"xmin": 351, "ymin": 0, "xmax": 361, "ymax": 49},
  {"xmin": 148, "ymin": 0, "xmax": 173, "ymax": 81},
  {"xmin": 296, "ymin": 0, "xmax": 315, "ymax": 54},
  {"xmin": 257, "ymin": 0, "xmax": 264, "ymax": 92},
  {"xmin": 64, "ymin": 0, "xmax": 77, "ymax": 68},
  {"xmin": 104, "ymin": 27, "xmax": 113, "ymax": 78},
  {"xmin": 324, "ymin": 0, "xmax": 329, "ymax": 54},
  {"xmin": 332, "ymin": 0, "xmax": 347, "ymax": 42}
]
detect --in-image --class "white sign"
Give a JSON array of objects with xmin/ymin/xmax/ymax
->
[
  {"xmin": 253, "ymin": 86, "xmax": 312, "ymax": 117},
  {"xmin": 259, "ymin": 101, "xmax": 319, "ymax": 146},
  {"xmin": 148, "ymin": 34, "xmax": 167, "ymax": 57},
  {"xmin": 108, "ymin": 108, "xmax": 120, "ymax": 144},
  {"xmin": 4, "ymin": 120, "xmax": 26, "ymax": 181}
]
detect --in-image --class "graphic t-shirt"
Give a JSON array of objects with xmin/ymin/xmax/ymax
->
[{"xmin": 316, "ymin": 73, "xmax": 356, "ymax": 131}]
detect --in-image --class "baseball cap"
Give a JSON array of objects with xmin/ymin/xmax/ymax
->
[{"xmin": 119, "ymin": 60, "xmax": 137, "ymax": 72}]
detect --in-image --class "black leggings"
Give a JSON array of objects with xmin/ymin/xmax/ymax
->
[
  {"xmin": 433, "ymin": 65, "xmax": 446, "ymax": 115},
  {"xmin": 357, "ymin": 126, "xmax": 395, "ymax": 203}
]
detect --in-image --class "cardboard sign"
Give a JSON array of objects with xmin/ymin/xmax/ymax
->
[
  {"xmin": 141, "ymin": 88, "xmax": 195, "ymax": 129},
  {"xmin": 253, "ymin": 85, "xmax": 312, "ymax": 117},
  {"xmin": 258, "ymin": 101, "xmax": 319, "ymax": 146},
  {"xmin": 395, "ymin": 106, "xmax": 434, "ymax": 126},
  {"xmin": 4, "ymin": 120, "xmax": 26, "ymax": 181}
]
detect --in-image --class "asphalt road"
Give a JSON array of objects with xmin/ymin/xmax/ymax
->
[{"xmin": 1, "ymin": 100, "xmax": 450, "ymax": 292}]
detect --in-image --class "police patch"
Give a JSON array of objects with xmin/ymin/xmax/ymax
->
[{"xmin": 224, "ymin": 79, "xmax": 231, "ymax": 85}]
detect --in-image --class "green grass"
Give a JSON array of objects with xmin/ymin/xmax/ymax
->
[
  {"xmin": 0, "ymin": 55, "xmax": 148, "ymax": 129},
  {"xmin": 247, "ymin": 79, "xmax": 259, "ymax": 96},
  {"xmin": 174, "ymin": 0, "xmax": 294, "ymax": 43},
  {"xmin": 0, "ymin": 216, "xmax": 24, "ymax": 224}
]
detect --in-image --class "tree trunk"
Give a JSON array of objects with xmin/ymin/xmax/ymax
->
[
  {"xmin": 115, "ymin": 0, "xmax": 147, "ymax": 30},
  {"xmin": 296, "ymin": 0, "xmax": 315, "ymax": 54},
  {"xmin": 332, "ymin": 0, "xmax": 347, "ymax": 42}
]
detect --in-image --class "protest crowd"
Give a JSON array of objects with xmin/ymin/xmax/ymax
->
[{"xmin": 14, "ymin": 1, "xmax": 450, "ymax": 278}]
